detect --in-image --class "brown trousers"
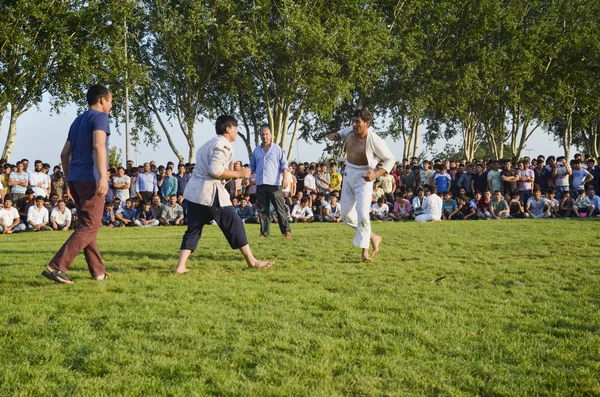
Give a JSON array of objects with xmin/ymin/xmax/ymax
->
[{"xmin": 48, "ymin": 182, "xmax": 105, "ymax": 277}]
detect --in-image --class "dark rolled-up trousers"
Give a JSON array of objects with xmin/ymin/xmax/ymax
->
[{"xmin": 180, "ymin": 194, "xmax": 248, "ymax": 252}]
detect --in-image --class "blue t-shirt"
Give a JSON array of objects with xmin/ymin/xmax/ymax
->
[
  {"xmin": 442, "ymin": 199, "xmax": 458, "ymax": 213},
  {"xmin": 67, "ymin": 109, "xmax": 110, "ymax": 182},
  {"xmin": 434, "ymin": 173, "xmax": 452, "ymax": 193}
]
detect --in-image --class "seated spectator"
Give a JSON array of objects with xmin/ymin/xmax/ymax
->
[
  {"xmin": 176, "ymin": 193, "xmax": 187, "ymax": 224},
  {"xmin": 469, "ymin": 191, "xmax": 482, "ymax": 211},
  {"xmin": 51, "ymin": 171, "xmax": 68, "ymax": 198},
  {"xmin": 134, "ymin": 201, "xmax": 159, "ymax": 227},
  {"xmin": 0, "ymin": 196, "xmax": 26, "ymax": 233},
  {"xmin": 160, "ymin": 195, "xmax": 185, "ymax": 226},
  {"xmin": 526, "ymin": 188, "xmax": 550, "ymax": 218},
  {"xmin": 50, "ymin": 200, "xmax": 72, "ymax": 230},
  {"xmin": 101, "ymin": 201, "xmax": 120, "ymax": 228},
  {"xmin": 151, "ymin": 195, "xmax": 164, "ymax": 220},
  {"xmin": 389, "ymin": 194, "xmax": 412, "ymax": 221},
  {"xmin": 309, "ymin": 191, "xmax": 321, "ymax": 222},
  {"xmin": 371, "ymin": 197, "xmax": 391, "ymax": 221},
  {"xmin": 48, "ymin": 193, "xmax": 60, "ymax": 211},
  {"xmin": 558, "ymin": 191, "xmax": 576, "ymax": 218},
  {"xmin": 441, "ymin": 192, "xmax": 458, "ymax": 220},
  {"xmin": 236, "ymin": 198, "xmax": 255, "ymax": 223},
  {"xmin": 27, "ymin": 195, "xmax": 52, "ymax": 231},
  {"xmin": 415, "ymin": 185, "xmax": 443, "ymax": 222},
  {"xmin": 489, "ymin": 190, "xmax": 509, "ymax": 219},
  {"xmin": 17, "ymin": 188, "xmax": 36, "ymax": 225},
  {"xmin": 322, "ymin": 195, "xmax": 342, "ymax": 222},
  {"xmin": 477, "ymin": 190, "xmax": 493, "ymax": 220},
  {"xmin": 573, "ymin": 188, "xmax": 592, "ymax": 218},
  {"xmin": 451, "ymin": 195, "xmax": 477, "ymax": 220},
  {"xmin": 115, "ymin": 198, "xmax": 137, "ymax": 226},
  {"xmin": 292, "ymin": 196, "xmax": 313, "ymax": 222},
  {"xmin": 545, "ymin": 189, "xmax": 560, "ymax": 217},
  {"xmin": 586, "ymin": 186, "xmax": 600, "ymax": 217},
  {"xmin": 412, "ymin": 188, "xmax": 426, "ymax": 216}
]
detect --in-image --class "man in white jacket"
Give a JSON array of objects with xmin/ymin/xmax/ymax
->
[
  {"xmin": 175, "ymin": 115, "xmax": 274, "ymax": 273},
  {"xmin": 327, "ymin": 109, "xmax": 395, "ymax": 262},
  {"xmin": 415, "ymin": 185, "xmax": 443, "ymax": 222}
]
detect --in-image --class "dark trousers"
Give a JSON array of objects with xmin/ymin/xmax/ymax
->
[
  {"xmin": 48, "ymin": 182, "xmax": 105, "ymax": 277},
  {"xmin": 180, "ymin": 197, "xmax": 248, "ymax": 252},
  {"xmin": 139, "ymin": 191, "xmax": 154, "ymax": 204},
  {"xmin": 256, "ymin": 185, "xmax": 291, "ymax": 236}
]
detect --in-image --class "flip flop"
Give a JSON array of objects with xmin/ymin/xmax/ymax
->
[{"xmin": 41, "ymin": 269, "xmax": 73, "ymax": 284}]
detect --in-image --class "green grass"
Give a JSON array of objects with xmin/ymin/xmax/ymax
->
[{"xmin": 1, "ymin": 220, "xmax": 599, "ymax": 396}]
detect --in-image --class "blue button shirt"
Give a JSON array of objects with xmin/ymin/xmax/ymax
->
[
  {"xmin": 250, "ymin": 143, "xmax": 287, "ymax": 186},
  {"xmin": 136, "ymin": 172, "xmax": 158, "ymax": 193}
]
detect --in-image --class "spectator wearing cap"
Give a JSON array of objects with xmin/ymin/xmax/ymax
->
[
  {"xmin": 29, "ymin": 160, "xmax": 49, "ymax": 198},
  {"xmin": 8, "ymin": 161, "xmax": 29, "ymax": 202}
]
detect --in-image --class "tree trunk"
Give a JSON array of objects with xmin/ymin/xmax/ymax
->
[
  {"xmin": 149, "ymin": 96, "xmax": 185, "ymax": 162},
  {"xmin": 411, "ymin": 115, "xmax": 420, "ymax": 159},
  {"xmin": 461, "ymin": 114, "xmax": 479, "ymax": 161},
  {"xmin": 562, "ymin": 111, "xmax": 573, "ymax": 159},
  {"xmin": 185, "ymin": 120, "xmax": 195, "ymax": 163},
  {"xmin": 286, "ymin": 110, "xmax": 303, "ymax": 163},
  {"xmin": 1, "ymin": 107, "xmax": 19, "ymax": 161}
]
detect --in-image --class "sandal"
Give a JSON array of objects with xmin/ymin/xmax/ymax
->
[
  {"xmin": 41, "ymin": 269, "xmax": 73, "ymax": 284},
  {"xmin": 93, "ymin": 273, "xmax": 109, "ymax": 281}
]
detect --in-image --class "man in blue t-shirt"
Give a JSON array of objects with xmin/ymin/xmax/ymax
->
[{"xmin": 42, "ymin": 84, "xmax": 112, "ymax": 284}]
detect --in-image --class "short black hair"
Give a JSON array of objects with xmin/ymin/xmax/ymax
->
[
  {"xmin": 86, "ymin": 84, "xmax": 111, "ymax": 106},
  {"xmin": 215, "ymin": 115, "xmax": 237, "ymax": 135},
  {"xmin": 353, "ymin": 108, "xmax": 373, "ymax": 124}
]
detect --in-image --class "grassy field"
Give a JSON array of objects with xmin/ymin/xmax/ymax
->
[{"xmin": 1, "ymin": 219, "xmax": 599, "ymax": 396}]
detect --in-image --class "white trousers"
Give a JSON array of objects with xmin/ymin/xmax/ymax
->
[
  {"xmin": 341, "ymin": 163, "xmax": 373, "ymax": 248},
  {"xmin": 415, "ymin": 214, "xmax": 435, "ymax": 222}
]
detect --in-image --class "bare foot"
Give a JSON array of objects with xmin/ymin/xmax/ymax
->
[
  {"xmin": 249, "ymin": 260, "xmax": 274, "ymax": 269},
  {"xmin": 284, "ymin": 232, "xmax": 292, "ymax": 238},
  {"xmin": 175, "ymin": 268, "xmax": 189, "ymax": 274},
  {"xmin": 371, "ymin": 234, "xmax": 382, "ymax": 257},
  {"xmin": 362, "ymin": 256, "xmax": 372, "ymax": 263}
]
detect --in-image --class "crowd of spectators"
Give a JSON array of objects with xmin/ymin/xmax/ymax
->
[{"xmin": 1, "ymin": 152, "xmax": 599, "ymax": 234}]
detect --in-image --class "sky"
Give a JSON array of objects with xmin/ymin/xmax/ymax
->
[{"xmin": 1, "ymin": 97, "xmax": 576, "ymax": 167}]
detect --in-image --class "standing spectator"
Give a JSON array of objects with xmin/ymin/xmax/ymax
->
[
  {"xmin": 433, "ymin": 165, "xmax": 452, "ymax": 194},
  {"xmin": 250, "ymin": 126, "xmax": 292, "ymax": 238},
  {"xmin": 295, "ymin": 164, "xmax": 307, "ymax": 194},
  {"xmin": 552, "ymin": 156, "xmax": 571, "ymax": 201},
  {"xmin": 160, "ymin": 167, "xmax": 178, "ymax": 203},
  {"xmin": 9, "ymin": 161, "xmax": 29, "ymax": 202},
  {"xmin": 420, "ymin": 161, "xmax": 434, "ymax": 186},
  {"xmin": 516, "ymin": 160, "xmax": 535, "ymax": 204},
  {"xmin": 42, "ymin": 84, "xmax": 112, "ymax": 284},
  {"xmin": 316, "ymin": 163, "xmax": 331, "ymax": 195},
  {"xmin": 136, "ymin": 162, "xmax": 158, "ymax": 203},
  {"xmin": 533, "ymin": 159, "xmax": 552, "ymax": 192},
  {"xmin": 50, "ymin": 200, "xmax": 72, "ymax": 230},
  {"xmin": 113, "ymin": 166, "xmax": 131, "ymax": 201},
  {"xmin": 29, "ymin": 160, "xmax": 49, "ymax": 198},
  {"xmin": 0, "ymin": 196, "xmax": 26, "ymax": 233},
  {"xmin": 0, "ymin": 164, "xmax": 11, "ymax": 198},
  {"xmin": 303, "ymin": 166, "xmax": 317, "ymax": 195},
  {"xmin": 27, "ymin": 195, "xmax": 52, "ymax": 231},
  {"xmin": 500, "ymin": 160, "xmax": 519, "ymax": 196},
  {"xmin": 470, "ymin": 164, "xmax": 487, "ymax": 195},
  {"xmin": 379, "ymin": 170, "xmax": 396, "ymax": 203},
  {"xmin": 456, "ymin": 163, "xmax": 473, "ymax": 196},
  {"xmin": 174, "ymin": 163, "xmax": 189, "ymax": 196},
  {"xmin": 51, "ymin": 171, "xmax": 68, "ymax": 198},
  {"xmin": 571, "ymin": 160, "xmax": 593, "ymax": 192},
  {"xmin": 486, "ymin": 161, "xmax": 503, "ymax": 193},
  {"xmin": 328, "ymin": 162, "xmax": 343, "ymax": 196}
]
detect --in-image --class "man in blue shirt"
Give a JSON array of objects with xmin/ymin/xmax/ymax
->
[
  {"xmin": 42, "ymin": 84, "xmax": 112, "ymax": 284},
  {"xmin": 250, "ymin": 126, "xmax": 292, "ymax": 238},
  {"xmin": 136, "ymin": 162, "xmax": 158, "ymax": 203}
]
